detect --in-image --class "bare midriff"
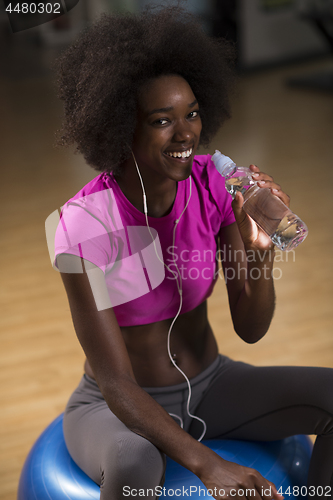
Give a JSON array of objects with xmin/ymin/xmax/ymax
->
[{"xmin": 84, "ymin": 300, "xmax": 219, "ymax": 387}]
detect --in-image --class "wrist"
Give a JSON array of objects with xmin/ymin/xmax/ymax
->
[{"xmin": 188, "ymin": 444, "xmax": 221, "ymax": 477}]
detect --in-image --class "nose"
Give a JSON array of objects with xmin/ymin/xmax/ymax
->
[{"xmin": 172, "ymin": 119, "xmax": 195, "ymax": 143}]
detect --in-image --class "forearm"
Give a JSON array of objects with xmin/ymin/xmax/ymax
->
[
  {"xmin": 229, "ymin": 249, "xmax": 276, "ymax": 343},
  {"xmin": 101, "ymin": 375, "xmax": 213, "ymax": 475},
  {"xmin": 101, "ymin": 375, "xmax": 282, "ymax": 500}
]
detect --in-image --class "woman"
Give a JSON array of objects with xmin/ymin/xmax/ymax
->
[{"xmin": 54, "ymin": 6, "xmax": 333, "ymax": 500}]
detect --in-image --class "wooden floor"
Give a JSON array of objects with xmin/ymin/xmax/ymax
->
[{"xmin": 1, "ymin": 47, "xmax": 333, "ymax": 499}]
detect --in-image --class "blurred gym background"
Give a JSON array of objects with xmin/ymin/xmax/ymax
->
[{"xmin": 1, "ymin": 1, "xmax": 333, "ymax": 499}]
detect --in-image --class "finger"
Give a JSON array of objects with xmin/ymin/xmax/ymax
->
[
  {"xmin": 249, "ymin": 164, "xmax": 260, "ymax": 173},
  {"xmin": 268, "ymin": 481, "xmax": 284, "ymax": 500},
  {"xmin": 271, "ymin": 187, "xmax": 290, "ymax": 207},
  {"xmin": 253, "ymin": 172, "xmax": 290, "ymax": 207},
  {"xmin": 232, "ymin": 190, "xmax": 244, "ymax": 211},
  {"xmin": 257, "ymin": 179, "xmax": 279, "ymax": 189},
  {"xmin": 254, "ymin": 485, "xmax": 271, "ymax": 500},
  {"xmin": 249, "ymin": 165, "xmax": 273, "ymax": 183},
  {"xmin": 271, "ymin": 489, "xmax": 284, "ymax": 500},
  {"xmin": 232, "ymin": 192, "xmax": 260, "ymax": 243},
  {"xmin": 253, "ymin": 475, "xmax": 282, "ymax": 500},
  {"xmin": 231, "ymin": 192, "xmax": 250, "ymax": 229},
  {"xmin": 254, "ymin": 178, "xmax": 291, "ymax": 208},
  {"xmin": 253, "ymin": 173, "xmax": 275, "ymax": 184},
  {"xmin": 250, "ymin": 486, "xmax": 265, "ymax": 500}
]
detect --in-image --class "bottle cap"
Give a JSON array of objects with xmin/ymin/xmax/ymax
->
[{"xmin": 211, "ymin": 150, "xmax": 235, "ymax": 176}]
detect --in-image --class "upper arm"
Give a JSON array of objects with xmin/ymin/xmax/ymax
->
[{"xmin": 58, "ymin": 254, "xmax": 135, "ymax": 392}]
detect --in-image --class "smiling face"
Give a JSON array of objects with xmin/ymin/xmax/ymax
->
[{"xmin": 131, "ymin": 74, "xmax": 202, "ymax": 182}]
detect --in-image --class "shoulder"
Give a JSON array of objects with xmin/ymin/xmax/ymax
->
[
  {"xmin": 60, "ymin": 172, "xmax": 122, "ymax": 228},
  {"xmin": 66, "ymin": 172, "xmax": 110, "ymax": 210},
  {"xmin": 53, "ymin": 173, "xmax": 123, "ymax": 270}
]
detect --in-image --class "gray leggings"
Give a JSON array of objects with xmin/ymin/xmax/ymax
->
[{"xmin": 63, "ymin": 355, "xmax": 333, "ymax": 499}]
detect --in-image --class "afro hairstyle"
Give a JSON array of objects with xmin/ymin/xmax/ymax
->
[{"xmin": 55, "ymin": 4, "xmax": 236, "ymax": 173}]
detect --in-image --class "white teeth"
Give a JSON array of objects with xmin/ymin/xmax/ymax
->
[{"xmin": 166, "ymin": 148, "xmax": 192, "ymax": 158}]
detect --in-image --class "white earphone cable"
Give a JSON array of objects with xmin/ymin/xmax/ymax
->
[{"xmin": 132, "ymin": 152, "xmax": 207, "ymax": 441}]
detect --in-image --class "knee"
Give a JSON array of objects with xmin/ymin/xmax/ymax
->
[
  {"xmin": 101, "ymin": 431, "xmax": 165, "ymax": 495},
  {"xmin": 117, "ymin": 431, "xmax": 165, "ymax": 478}
]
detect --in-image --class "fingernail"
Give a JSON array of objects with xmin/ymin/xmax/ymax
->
[
  {"xmin": 253, "ymin": 173, "xmax": 259, "ymax": 178},
  {"xmin": 272, "ymin": 188, "xmax": 279, "ymax": 193}
]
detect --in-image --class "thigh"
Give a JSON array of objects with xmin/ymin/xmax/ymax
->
[
  {"xmin": 63, "ymin": 389, "xmax": 128, "ymax": 485},
  {"xmin": 189, "ymin": 358, "xmax": 333, "ymax": 440},
  {"xmin": 63, "ymin": 375, "xmax": 166, "ymax": 490}
]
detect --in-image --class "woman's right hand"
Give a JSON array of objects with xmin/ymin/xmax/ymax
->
[{"xmin": 199, "ymin": 454, "xmax": 284, "ymax": 500}]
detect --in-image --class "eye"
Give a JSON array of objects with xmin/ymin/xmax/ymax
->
[
  {"xmin": 188, "ymin": 110, "xmax": 200, "ymax": 119},
  {"xmin": 153, "ymin": 118, "xmax": 169, "ymax": 126}
]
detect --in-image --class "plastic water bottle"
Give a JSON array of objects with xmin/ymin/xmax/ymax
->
[{"xmin": 211, "ymin": 150, "xmax": 308, "ymax": 251}]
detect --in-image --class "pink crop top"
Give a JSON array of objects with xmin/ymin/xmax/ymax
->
[{"xmin": 54, "ymin": 154, "xmax": 235, "ymax": 326}]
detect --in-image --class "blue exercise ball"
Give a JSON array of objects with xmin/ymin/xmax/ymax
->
[
  {"xmin": 17, "ymin": 414, "xmax": 100, "ymax": 500},
  {"xmin": 17, "ymin": 414, "xmax": 313, "ymax": 500},
  {"xmin": 164, "ymin": 437, "xmax": 313, "ymax": 499}
]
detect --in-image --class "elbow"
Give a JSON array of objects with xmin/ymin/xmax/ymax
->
[
  {"xmin": 236, "ymin": 333, "xmax": 263, "ymax": 344},
  {"xmin": 231, "ymin": 308, "xmax": 274, "ymax": 344},
  {"xmin": 234, "ymin": 323, "xmax": 271, "ymax": 344},
  {"xmin": 100, "ymin": 372, "xmax": 137, "ymax": 395},
  {"xmin": 239, "ymin": 332, "xmax": 266, "ymax": 344},
  {"xmin": 96, "ymin": 371, "xmax": 138, "ymax": 406}
]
